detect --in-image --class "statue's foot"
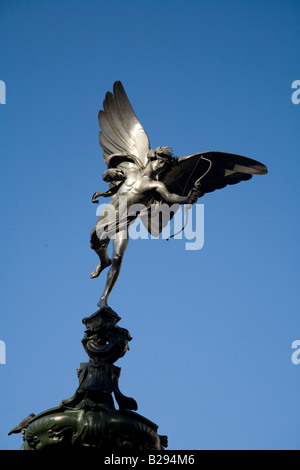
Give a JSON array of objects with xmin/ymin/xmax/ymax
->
[
  {"xmin": 97, "ymin": 297, "xmax": 108, "ymax": 309},
  {"xmin": 90, "ymin": 259, "xmax": 111, "ymax": 279}
]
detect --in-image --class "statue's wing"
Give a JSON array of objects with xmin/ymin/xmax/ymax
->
[
  {"xmin": 138, "ymin": 199, "xmax": 181, "ymax": 237},
  {"xmin": 139, "ymin": 151, "xmax": 267, "ymax": 236},
  {"xmin": 162, "ymin": 151, "xmax": 268, "ymax": 197},
  {"xmin": 98, "ymin": 81, "xmax": 150, "ymax": 169}
]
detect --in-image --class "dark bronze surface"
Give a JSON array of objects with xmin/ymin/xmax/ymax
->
[{"xmin": 15, "ymin": 307, "xmax": 167, "ymax": 450}]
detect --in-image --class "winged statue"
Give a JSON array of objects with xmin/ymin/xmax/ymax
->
[{"xmin": 90, "ymin": 81, "xmax": 267, "ymax": 308}]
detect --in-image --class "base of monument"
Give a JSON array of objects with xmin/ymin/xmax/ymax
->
[
  {"xmin": 21, "ymin": 406, "xmax": 167, "ymax": 450},
  {"xmin": 17, "ymin": 307, "xmax": 167, "ymax": 450}
]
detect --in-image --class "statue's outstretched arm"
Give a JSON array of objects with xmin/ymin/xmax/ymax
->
[
  {"xmin": 102, "ymin": 169, "xmax": 125, "ymax": 182},
  {"xmin": 155, "ymin": 181, "xmax": 200, "ymax": 205}
]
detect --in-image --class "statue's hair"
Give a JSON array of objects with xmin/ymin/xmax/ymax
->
[
  {"xmin": 147, "ymin": 147, "xmax": 177, "ymax": 168},
  {"xmin": 155, "ymin": 146, "xmax": 173, "ymax": 158}
]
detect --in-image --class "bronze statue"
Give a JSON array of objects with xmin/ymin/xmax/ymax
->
[
  {"xmin": 10, "ymin": 81, "xmax": 268, "ymax": 450},
  {"xmin": 90, "ymin": 81, "xmax": 267, "ymax": 308}
]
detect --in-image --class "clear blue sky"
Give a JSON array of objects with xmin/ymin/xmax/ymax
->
[{"xmin": 0, "ymin": 0, "xmax": 299, "ymax": 450}]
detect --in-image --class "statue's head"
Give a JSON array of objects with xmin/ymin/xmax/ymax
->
[{"xmin": 147, "ymin": 147, "xmax": 177, "ymax": 178}]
